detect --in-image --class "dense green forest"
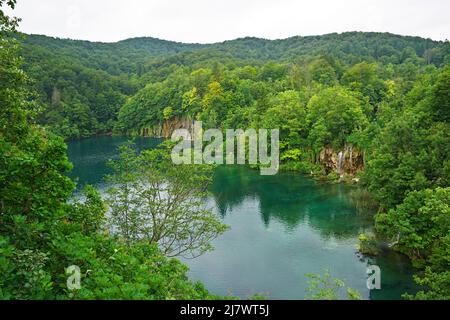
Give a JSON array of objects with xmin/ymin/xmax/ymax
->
[
  {"xmin": 1, "ymin": 0, "xmax": 449, "ymax": 300},
  {"xmin": 20, "ymin": 30, "xmax": 448, "ymax": 139}
]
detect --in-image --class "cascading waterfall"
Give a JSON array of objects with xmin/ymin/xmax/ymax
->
[
  {"xmin": 338, "ymin": 151, "xmax": 344, "ymax": 175},
  {"xmin": 349, "ymin": 145, "xmax": 353, "ymax": 170},
  {"xmin": 338, "ymin": 143, "xmax": 349, "ymax": 176}
]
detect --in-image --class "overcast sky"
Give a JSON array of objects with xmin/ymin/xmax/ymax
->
[{"xmin": 6, "ymin": 0, "xmax": 450, "ymax": 43}]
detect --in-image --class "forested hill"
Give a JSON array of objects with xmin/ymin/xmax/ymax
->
[
  {"xmin": 21, "ymin": 34, "xmax": 202, "ymax": 75},
  {"xmin": 19, "ymin": 31, "xmax": 448, "ymax": 139},
  {"xmin": 210, "ymin": 32, "xmax": 445, "ymax": 62},
  {"xmin": 22, "ymin": 31, "xmax": 446, "ymax": 75}
]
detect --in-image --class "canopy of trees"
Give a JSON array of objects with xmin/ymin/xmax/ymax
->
[{"xmin": 19, "ymin": 31, "xmax": 448, "ymax": 139}]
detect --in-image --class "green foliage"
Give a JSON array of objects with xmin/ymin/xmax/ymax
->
[
  {"xmin": 405, "ymin": 268, "xmax": 450, "ymax": 300},
  {"xmin": 50, "ymin": 234, "xmax": 214, "ymax": 300},
  {"xmin": 341, "ymin": 62, "xmax": 388, "ymax": 107},
  {"xmin": 0, "ymin": 1, "xmax": 18, "ymax": 35},
  {"xmin": 430, "ymin": 65, "xmax": 450, "ymax": 122},
  {"xmin": 106, "ymin": 142, "xmax": 229, "ymax": 258},
  {"xmin": 363, "ymin": 69, "xmax": 449, "ymax": 209},
  {"xmin": 261, "ymin": 90, "xmax": 308, "ymax": 154},
  {"xmin": 0, "ymin": 2, "xmax": 225, "ymax": 300},
  {"xmin": 358, "ymin": 64, "xmax": 449, "ymax": 300},
  {"xmin": 375, "ymin": 188, "xmax": 449, "ymax": 266},
  {"xmin": 358, "ymin": 233, "xmax": 380, "ymax": 256},
  {"xmin": 18, "ymin": 31, "xmax": 448, "ymax": 140},
  {"xmin": 25, "ymin": 55, "xmax": 133, "ymax": 138},
  {"xmin": 68, "ymin": 185, "xmax": 106, "ymax": 235},
  {"xmin": 375, "ymin": 187, "xmax": 450, "ymax": 299},
  {"xmin": 307, "ymin": 87, "xmax": 368, "ymax": 149},
  {"xmin": 310, "ymin": 58, "xmax": 337, "ymax": 86},
  {"xmin": 305, "ymin": 270, "xmax": 362, "ymax": 300}
]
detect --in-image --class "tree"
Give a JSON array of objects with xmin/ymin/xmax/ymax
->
[
  {"xmin": 0, "ymin": 2, "xmax": 75, "ymax": 298},
  {"xmin": 106, "ymin": 142, "xmax": 229, "ymax": 258},
  {"xmin": 341, "ymin": 62, "xmax": 388, "ymax": 107},
  {"xmin": 305, "ymin": 270, "xmax": 361, "ymax": 300},
  {"xmin": 310, "ymin": 58, "xmax": 337, "ymax": 86},
  {"xmin": 0, "ymin": 1, "xmax": 18, "ymax": 35},
  {"xmin": 306, "ymin": 87, "xmax": 368, "ymax": 149},
  {"xmin": 407, "ymin": 267, "xmax": 450, "ymax": 300},
  {"xmin": 0, "ymin": 0, "xmax": 75, "ymax": 247},
  {"xmin": 430, "ymin": 65, "xmax": 450, "ymax": 122},
  {"xmin": 376, "ymin": 188, "xmax": 450, "ymax": 300},
  {"xmin": 363, "ymin": 71, "xmax": 449, "ymax": 209},
  {"xmin": 261, "ymin": 90, "xmax": 308, "ymax": 156},
  {"xmin": 200, "ymin": 81, "xmax": 228, "ymax": 128}
]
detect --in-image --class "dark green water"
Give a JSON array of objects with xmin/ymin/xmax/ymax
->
[{"xmin": 67, "ymin": 136, "xmax": 418, "ymax": 300}]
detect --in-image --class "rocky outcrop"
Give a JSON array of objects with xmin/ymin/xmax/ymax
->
[
  {"xmin": 140, "ymin": 117, "xmax": 194, "ymax": 139},
  {"xmin": 319, "ymin": 144, "xmax": 364, "ymax": 176}
]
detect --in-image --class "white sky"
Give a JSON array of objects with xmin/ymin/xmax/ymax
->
[{"xmin": 6, "ymin": 0, "xmax": 450, "ymax": 43}]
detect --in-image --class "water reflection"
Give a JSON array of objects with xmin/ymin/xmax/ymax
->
[{"xmin": 210, "ymin": 166, "xmax": 373, "ymax": 240}]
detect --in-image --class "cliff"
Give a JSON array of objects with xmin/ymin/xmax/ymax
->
[
  {"xmin": 140, "ymin": 117, "xmax": 194, "ymax": 139},
  {"xmin": 319, "ymin": 145, "xmax": 364, "ymax": 176}
]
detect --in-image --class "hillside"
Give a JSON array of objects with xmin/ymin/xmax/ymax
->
[
  {"xmin": 18, "ymin": 32, "xmax": 448, "ymax": 139},
  {"xmin": 22, "ymin": 32, "xmax": 446, "ymax": 74}
]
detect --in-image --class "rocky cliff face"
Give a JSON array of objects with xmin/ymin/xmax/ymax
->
[
  {"xmin": 140, "ymin": 117, "xmax": 194, "ymax": 139},
  {"xmin": 319, "ymin": 145, "xmax": 364, "ymax": 176}
]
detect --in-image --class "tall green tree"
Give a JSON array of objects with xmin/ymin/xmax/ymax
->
[
  {"xmin": 306, "ymin": 87, "xmax": 368, "ymax": 150},
  {"xmin": 106, "ymin": 142, "xmax": 229, "ymax": 258}
]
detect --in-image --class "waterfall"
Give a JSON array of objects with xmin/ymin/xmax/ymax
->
[
  {"xmin": 338, "ymin": 151, "xmax": 344, "ymax": 175},
  {"xmin": 349, "ymin": 146, "xmax": 353, "ymax": 170}
]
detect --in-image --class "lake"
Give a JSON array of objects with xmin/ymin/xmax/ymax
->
[{"xmin": 67, "ymin": 136, "xmax": 418, "ymax": 300}]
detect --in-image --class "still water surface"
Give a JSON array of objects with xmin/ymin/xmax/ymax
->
[{"xmin": 67, "ymin": 136, "xmax": 418, "ymax": 300}]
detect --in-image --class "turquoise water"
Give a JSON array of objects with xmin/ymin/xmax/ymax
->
[{"xmin": 67, "ymin": 136, "xmax": 418, "ymax": 300}]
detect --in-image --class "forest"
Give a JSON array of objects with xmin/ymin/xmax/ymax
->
[{"xmin": 1, "ymin": 0, "xmax": 449, "ymax": 300}]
